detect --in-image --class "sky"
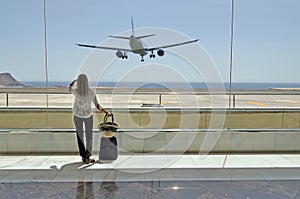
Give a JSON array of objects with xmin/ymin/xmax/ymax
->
[{"xmin": 0, "ymin": 0, "xmax": 299, "ymax": 83}]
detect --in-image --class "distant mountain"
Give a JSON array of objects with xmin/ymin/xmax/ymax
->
[{"xmin": 0, "ymin": 73, "xmax": 24, "ymax": 87}]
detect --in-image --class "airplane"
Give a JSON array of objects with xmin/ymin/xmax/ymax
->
[{"xmin": 76, "ymin": 17, "xmax": 199, "ymax": 62}]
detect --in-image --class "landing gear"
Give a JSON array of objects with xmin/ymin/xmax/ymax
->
[
  {"xmin": 122, "ymin": 55, "xmax": 128, "ymax": 59},
  {"xmin": 141, "ymin": 56, "xmax": 144, "ymax": 62},
  {"xmin": 150, "ymin": 51, "xmax": 155, "ymax": 58},
  {"xmin": 122, "ymin": 54, "xmax": 128, "ymax": 59}
]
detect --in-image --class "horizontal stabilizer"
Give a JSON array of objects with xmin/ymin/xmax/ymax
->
[
  {"xmin": 136, "ymin": 34, "xmax": 156, "ymax": 39},
  {"xmin": 109, "ymin": 35, "xmax": 131, "ymax": 40}
]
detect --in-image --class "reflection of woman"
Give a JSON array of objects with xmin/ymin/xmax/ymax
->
[
  {"xmin": 76, "ymin": 181, "xmax": 94, "ymax": 199},
  {"xmin": 69, "ymin": 74, "xmax": 111, "ymax": 164},
  {"xmin": 100, "ymin": 182, "xmax": 118, "ymax": 198}
]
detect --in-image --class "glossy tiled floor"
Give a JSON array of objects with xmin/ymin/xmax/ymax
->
[
  {"xmin": 1, "ymin": 180, "xmax": 300, "ymax": 199},
  {"xmin": 1, "ymin": 154, "xmax": 300, "ymax": 198}
]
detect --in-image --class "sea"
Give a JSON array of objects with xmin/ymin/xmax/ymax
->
[{"xmin": 21, "ymin": 81, "xmax": 300, "ymax": 90}]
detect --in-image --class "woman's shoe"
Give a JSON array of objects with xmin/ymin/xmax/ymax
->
[{"xmin": 85, "ymin": 158, "xmax": 95, "ymax": 164}]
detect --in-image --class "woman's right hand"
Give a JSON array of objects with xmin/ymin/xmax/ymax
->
[
  {"xmin": 106, "ymin": 111, "xmax": 112, "ymax": 116},
  {"xmin": 68, "ymin": 79, "xmax": 77, "ymax": 88}
]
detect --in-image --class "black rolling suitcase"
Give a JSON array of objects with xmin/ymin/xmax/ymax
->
[
  {"xmin": 98, "ymin": 114, "xmax": 119, "ymax": 161},
  {"xmin": 99, "ymin": 136, "xmax": 118, "ymax": 161}
]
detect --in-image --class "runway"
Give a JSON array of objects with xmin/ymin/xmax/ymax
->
[{"xmin": 1, "ymin": 91, "xmax": 300, "ymax": 108}]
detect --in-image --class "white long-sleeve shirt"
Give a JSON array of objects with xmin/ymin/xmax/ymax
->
[{"xmin": 70, "ymin": 88, "xmax": 101, "ymax": 118}]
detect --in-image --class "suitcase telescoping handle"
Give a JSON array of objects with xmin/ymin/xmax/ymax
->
[{"xmin": 104, "ymin": 113, "xmax": 114, "ymax": 123}]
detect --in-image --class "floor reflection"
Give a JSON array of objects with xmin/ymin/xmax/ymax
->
[
  {"xmin": 76, "ymin": 181, "xmax": 94, "ymax": 199},
  {"xmin": 99, "ymin": 182, "xmax": 119, "ymax": 199},
  {"xmin": 1, "ymin": 180, "xmax": 300, "ymax": 199},
  {"xmin": 76, "ymin": 181, "xmax": 119, "ymax": 199}
]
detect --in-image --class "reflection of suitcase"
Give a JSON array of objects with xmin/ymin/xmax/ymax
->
[{"xmin": 99, "ymin": 136, "xmax": 118, "ymax": 161}]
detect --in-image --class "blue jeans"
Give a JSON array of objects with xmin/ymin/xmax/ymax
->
[{"xmin": 73, "ymin": 115, "xmax": 93, "ymax": 160}]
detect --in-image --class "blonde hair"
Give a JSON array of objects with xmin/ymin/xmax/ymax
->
[{"xmin": 76, "ymin": 74, "xmax": 90, "ymax": 96}]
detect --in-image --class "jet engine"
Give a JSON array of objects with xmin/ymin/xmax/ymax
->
[
  {"xmin": 157, "ymin": 49, "xmax": 164, "ymax": 57},
  {"xmin": 116, "ymin": 50, "xmax": 123, "ymax": 58}
]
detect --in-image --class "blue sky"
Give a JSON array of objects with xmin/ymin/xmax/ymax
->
[{"xmin": 0, "ymin": 0, "xmax": 299, "ymax": 83}]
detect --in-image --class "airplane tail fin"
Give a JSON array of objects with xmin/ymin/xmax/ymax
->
[
  {"xmin": 131, "ymin": 16, "xmax": 155, "ymax": 39},
  {"xmin": 131, "ymin": 16, "xmax": 135, "ymax": 36},
  {"xmin": 108, "ymin": 16, "xmax": 135, "ymax": 40},
  {"xmin": 109, "ymin": 17, "xmax": 155, "ymax": 40}
]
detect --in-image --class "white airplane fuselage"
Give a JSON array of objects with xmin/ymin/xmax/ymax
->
[{"xmin": 129, "ymin": 36, "xmax": 148, "ymax": 56}]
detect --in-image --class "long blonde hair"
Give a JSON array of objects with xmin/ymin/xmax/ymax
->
[{"xmin": 76, "ymin": 74, "xmax": 90, "ymax": 96}]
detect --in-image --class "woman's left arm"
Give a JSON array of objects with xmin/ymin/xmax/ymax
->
[
  {"xmin": 96, "ymin": 103, "xmax": 111, "ymax": 115},
  {"xmin": 93, "ymin": 91, "xmax": 111, "ymax": 115}
]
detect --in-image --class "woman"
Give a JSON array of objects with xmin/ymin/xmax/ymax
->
[{"xmin": 69, "ymin": 74, "xmax": 110, "ymax": 164}]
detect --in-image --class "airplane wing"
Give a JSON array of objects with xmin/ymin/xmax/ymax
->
[
  {"xmin": 76, "ymin": 44, "xmax": 132, "ymax": 52},
  {"xmin": 145, "ymin": 39, "xmax": 199, "ymax": 51}
]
